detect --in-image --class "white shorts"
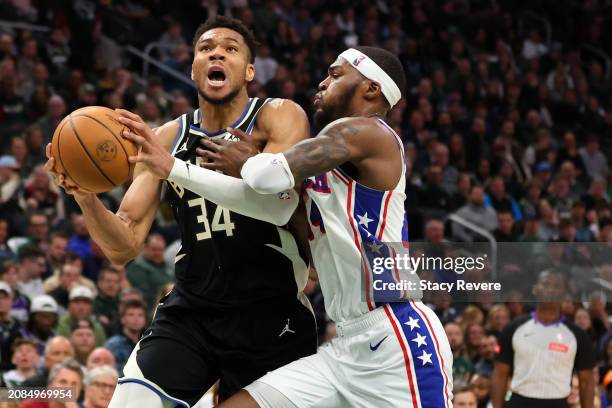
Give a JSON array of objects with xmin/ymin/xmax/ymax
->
[{"xmin": 248, "ymin": 301, "xmax": 453, "ymax": 408}]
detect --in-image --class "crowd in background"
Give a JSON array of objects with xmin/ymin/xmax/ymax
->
[{"xmin": 0, "ymin": 0, "xmax": 612, "ymax": 407}]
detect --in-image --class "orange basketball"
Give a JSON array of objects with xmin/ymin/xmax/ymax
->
[{"xmin": 50, "ymin": 106, "xmax": 137, "ymax": 193}]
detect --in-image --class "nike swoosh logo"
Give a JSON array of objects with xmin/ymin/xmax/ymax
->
[{"xmin": 370, "ymin": 335, "xmax": 388, "ymax": 351}]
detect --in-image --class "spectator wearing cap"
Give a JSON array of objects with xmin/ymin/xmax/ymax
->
[
  {"xmin": 56, "ymin": 286, "xmax": 106, "ymax": 347},
  {"xmin": 20, "ymin": 294, "xmax": 58, "ymax": 355},
  {"xmin": 20, "ymin": 359, "xmax": 85, "ymax": 408},
  {"xmin": 69, "ymin": 319, "xmax": 96, "ymax": 365},
  {"xmin": 452, "ymin": 185, "xmax": 498, "ymax": 242},
  {"xmin": 93, "ymin": 267, "xmax": 121, "ymax": 336},
  {"xmin": 86, "ymin": 347, "xmax": 116, "ymax": 371},
  {"xmin": 47, "ymin": 263, "xmax": 84, "ymax": 312},
  {"xmin": 126, "ymin": 233, "xmax": 172, "ymax": 308},
  {"xmin": 0, "ymin": 261, "xmax": 30, "ymax": 323},
  {"xmin": 534, "ymin": 161, "xmax": 553, "ymax": 188},
  {"xmin": 21, "ymin": 336, "xmax": 74, "ymax": 388},
  {"xmin": 2, "ymin": 338, "xmax": 40, "ymax": 388},
  {"xmin": 0, "ymin": 280, "xmax": 24, "ymax": 371},
  {"xmin": 104, "ymin": 299, "xmax": 146, "ymax": 374},
  {"xmin": 83, "ymin": 365, "xmax": 118, "ymax": 408},
  {"xmin": 16, "ymin": 246, "xmax": 46, "ymax": 300}
]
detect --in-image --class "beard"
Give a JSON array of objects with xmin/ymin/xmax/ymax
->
[
  {"xmin": 313, "ymin": 82, "xmax": 360, "ymax": 131},
  {"xmin": 198, "ymin": 85, "xmax": 242, "ymax": 105}
]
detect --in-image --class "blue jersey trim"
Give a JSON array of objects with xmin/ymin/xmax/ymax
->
[
  {"xmin": 117, "ymin": 378, "xmax": 190, "ymax": 408},
  {"xmin": 190, "ymin": 98, "xmax": 255, "ymax": 137},
  {"xmin": 169, "ymin": 116, "xmax": 184, "ymax": 153}
]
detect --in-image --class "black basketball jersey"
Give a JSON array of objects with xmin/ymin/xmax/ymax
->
[{"xmin": 165, "ymin": 98, "xmax": 307, "ymax": 309}]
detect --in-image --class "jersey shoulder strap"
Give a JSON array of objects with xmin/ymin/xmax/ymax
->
[
  {"xmin": 169, "ymin": 112, "xmax": 193, "ymax": 155},
  {"xmin": 243, "ymin": 97, "xmax": 275, "ymax": 134}
]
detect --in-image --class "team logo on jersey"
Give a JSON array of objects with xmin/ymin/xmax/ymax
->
[
  {"xmin": 96, "ymin": 140, "xmax": 117, "ymax": 162},
  {"xmin": 353, "ymin": 55, "xmax": 366, "ymax": 66},
  {"xmin": 304, "ymin": 174, "xmax": 331, "ymax": 194},
  {"xmin": 278, "ymin": 192, "xmax": 291, "ymax": 200}
]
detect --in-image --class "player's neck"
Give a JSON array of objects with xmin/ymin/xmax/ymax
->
[
  {"xmin": 197, "ymin": 90, "xmax": 250, "ymax": 133},
  {"xmin": 534, "ymin": 303, "xmax": 562, "ymax": 324}
]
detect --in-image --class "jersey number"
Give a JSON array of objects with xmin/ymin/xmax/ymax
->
[{"xmin": 187, "ymin": 197, "xmax": 235, "ymax": 240}]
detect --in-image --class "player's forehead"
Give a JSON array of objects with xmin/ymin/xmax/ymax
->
[{"xmin": 197, "ymin": 27, "xmax": 245, "ymax": 45}]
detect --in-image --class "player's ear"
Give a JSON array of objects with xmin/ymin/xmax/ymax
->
[
  {"xmin": 245, "ymin": 63, "xmax": 255, "ymax": 82},
  {"xmin": 363, "ymin": 80, "xmax": 382, "ymax": 102}
]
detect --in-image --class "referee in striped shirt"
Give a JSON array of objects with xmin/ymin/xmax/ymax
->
[{"xmin": 491, "ymin": 269, "xmax": 596, "ymax": 408}]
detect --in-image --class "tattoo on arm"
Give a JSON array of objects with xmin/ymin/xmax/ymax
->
[{"xmin": 284, "ymin": 121, "xmax": 360, "ymax": 181}]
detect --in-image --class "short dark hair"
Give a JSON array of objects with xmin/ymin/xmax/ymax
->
[
  {"xmin": 18, "ymin": 245, "xmax": 45, "ymax": 262},
  {"xmin": 119, "ymin": 299, "xmax": 147, "ymax": 317},
  {"xmin": 98, "ymin": 266, "xmax": 120, "ymax": 282},
  {"xmin": 192, "ymin": 16, "xmax": 256, "ymax": 63},
  {"xmin": 353, "ymin": 46, "xmax": 406, "ymax": 106}
]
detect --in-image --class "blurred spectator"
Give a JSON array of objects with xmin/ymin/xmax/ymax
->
[
  {"xmin": 445, "ymin": 321, "xmax": 474, "ymax": 389},
  {"xmin": 34, "ymin": 95, "xmax": 66, "ymax": 144},
  {"xmin": 16, "ymin": 246, "xmax": 46, "ymax": 300},
  {"xmin": 453, "ymin": 185, "xmax": 497, "ymax": 241},
  {"xmin": 68, "ymin": 319, "xmax": 96, "ymax": 366},
  {"xmin": 67, "ymin": 215, "xmax": 92, "ymax": 261},
  {"xmin": 453, "ymin": 386, "xmax": 478, "ymax": 407},
  {"xmin": 44, "ymin": 232, "xmax": 68, "ymax": 279},
  {"xmin": 579, "ymin": 136, "xmax": 609, "ymax": 181},
  {"xmin": 474, "ymin": 335, "xmax": 498, "ymax": 377},
  {"xmin": 2, "ymin": 339, "xmax": 39, "ymax": 388},
  {"xmin": 0, "ymin": 156, "xmax": 22, "ymax": 222},
  {"xmin": 82, "ymin": 365, "xmax": 118, "ymax": 408},
  {"xmin": 418, "ymin": 165, "xmax": 451, "ymax": 211},
  {"xmin": 0, "ymin": 281, "xmax": 23, "ymax": 372},
  {"xmin": 47, "ymin": 264, "xmax": 83, "ymax": 312},
  {"xmin": 126, "ymin": 233, "xmax": 172, "ymax": 308},
  {"xmin": 44, "ymin": 252, "xmax": 95, "ymax": 295},
  {"xmin": 254, "ymin": 44, "xmax": 278, "ymax": 85},
  {"xmin": 21, "ymin": 336, "xmax": 74, "ymax": 388},
  {"xmin": 20, "ymin": 359, "xmax": 84, "ymax": 408},
  {"xmin": 469, "ymin": 373, "xmax": 492, "ymax": 408},
  {"xmin": 104, "ymin": 299, "xmax": 146, "ymax": 375},
  {"xmin": 493, "ymin": 210, "xmax": 518, "ymax": 242},
  {"xmin": 485, "ymin": 305, "xmax": 510, "ymax": 339},
  {"xmin": 56, "ymin": 286, "xmax": 105, "ymax": 348},
  {"xmin": 0, "ymin": 261, "xmax": 30, "ymax": 323},
  {"xmin": 86, "ymin": 347, "xmax": 116, "ymax": 372},
  {"xmin": 21, "ymin": 295, "xmax": 58, "ymax": 355},
  {"xmin": 157, "ymin": 20, "xmax": 187, "ymax": 61},
  {"xmin": 93, "ymin": 266, "xmax": 121, "ymax": 336}
]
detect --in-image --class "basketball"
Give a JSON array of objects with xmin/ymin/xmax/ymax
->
[{"xmin": 50, "ymin": 106, "xmax": 137, "ymax": 193}]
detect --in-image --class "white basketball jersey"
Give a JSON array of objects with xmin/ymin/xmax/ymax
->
[{"xmin": 304, "ymin": 119, "xmax": 411, "ymax": 323}]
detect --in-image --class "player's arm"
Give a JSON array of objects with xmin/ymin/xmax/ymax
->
[
  {"xmin": 491, "ymin": 361, "xmax": 510, "ymax": 408},
  {"xmin": 239, "ymin": 117, "xmax": 379, "ymax": 194},
  {"xmin": 119, "ymin": 106, "xmax": 303, "ymax": 227},
  {"xmin": 577, "ymin": 369, "xmax": 594, "ymax": 408}
]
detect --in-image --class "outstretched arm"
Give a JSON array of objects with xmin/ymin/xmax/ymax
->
[{"xmin": 241, "ymin": 117, "xmax": 376, "ymax": 194}]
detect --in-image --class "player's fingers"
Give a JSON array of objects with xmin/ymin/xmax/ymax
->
[
  {"xmin": 117, "ymin": 117, "xmax": 149, "ymax": 138},
  {"xmin": 45, "ymin": 143, "xmax": 51, "ymax": 159},
  {"xmin": 226, "ymin": 127, "xmax": 250, "ymax": 141},
  {"xmin": 44, "ymin": 157, "xmax": 55, "ymax": 173},
  {"xmin": 199, "ymin": 149, "xmax": 222, "ymax": 162},
  {"xmin": 121, "ymin": 128, "xmax": 148, "ymax": 147},
  {"xmin": 199, "ymin": 161, "xmax": 222, "ymax": 170},
  {"xmin": 115, "ymin": 109, "xmax": 144, "ymax": 123},
  {"xmin": 199, "ymin": 138, "xmax": 224, "ymax": 152},
  {"xmin": 127, "ymin": 153, "xmax": 146, "ymax": 164}
]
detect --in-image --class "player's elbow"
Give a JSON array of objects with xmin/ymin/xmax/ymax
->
[{"xmin": 106, "ymin": 245, "xmax": 141, "ymax": 265}]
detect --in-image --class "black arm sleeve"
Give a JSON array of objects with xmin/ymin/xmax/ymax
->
[{"xmin": 495, "ymin": 318, "xmax": 525, "ymax": 368}]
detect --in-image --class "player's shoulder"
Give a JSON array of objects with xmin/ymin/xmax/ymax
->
[
  {"xmin": 258, "ymin": 98, "xmax": 308, "ymax": 127},
  {"xmin": 153, "ymin": 117, "xmax": 182, "ymax": 150},
  {"xmin": 260, "ymin": 98, "xmax": 306, "ymax": 115},
  {"xmin": 322, "ymin": 116, "xmax": 390, "ymax": 140}
]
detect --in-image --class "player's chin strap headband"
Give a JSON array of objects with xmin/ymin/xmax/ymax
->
[{"xmin": 338, "ymin": 48, "xmax": 402, "ymax": 108}]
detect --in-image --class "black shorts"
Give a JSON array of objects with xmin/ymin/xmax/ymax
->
[
  {"xmin": 128, "ymin": 289, "xmax": 317, "ymax": 406},
  {"xmin": 505, "ymin": 393, "xmax": 569, "ymax": 408}
]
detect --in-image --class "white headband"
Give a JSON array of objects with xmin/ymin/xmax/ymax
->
[{"xmin": 338, "ymin": 48, "xmax": 402, "ymax": 108}]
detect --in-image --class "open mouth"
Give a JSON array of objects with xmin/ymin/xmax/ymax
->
[{"xmin": 207, "ymin": 66, "xmax": 227, "ymax": 88}]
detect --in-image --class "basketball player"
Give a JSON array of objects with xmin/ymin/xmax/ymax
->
[
  {"xmin": 194, "ymin": 46, "xmax": 455, "ymax": 407},
  {"xmin": 45, "ymin": 16, "xmax": 317, "ymax": 408}
]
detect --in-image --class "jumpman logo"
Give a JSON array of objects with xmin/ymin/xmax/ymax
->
[
  {"xmin": 177, "ymin": 141, "xmax": 189, "ymax": 153},
  {"xmin": 278, "ymin": 319, "xmax": 296, "ymax": 337}
]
